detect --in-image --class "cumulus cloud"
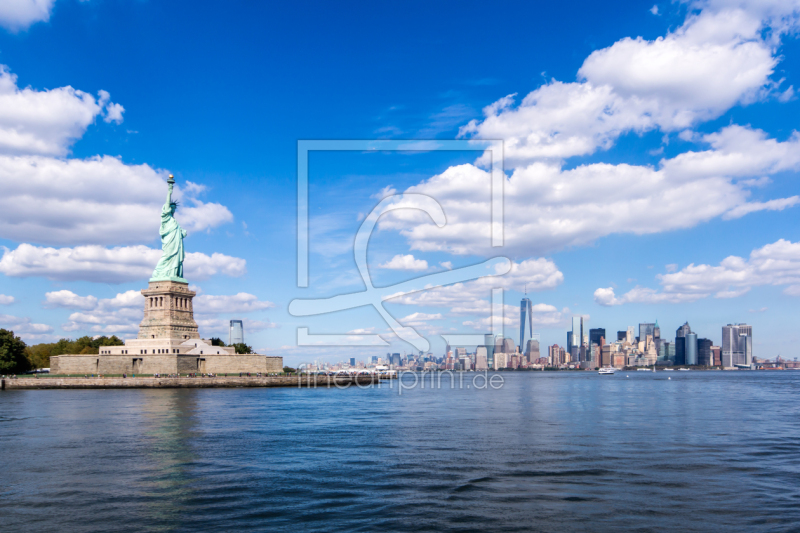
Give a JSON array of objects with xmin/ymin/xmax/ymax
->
[
  {"xmin": 194, "ymin": 317, "xmax": 278, "ymax": 337},
  {"xmin": 44, "ymin": 290, "xmax": 98, "ymax": 310},
  {"xmin": 194, "ymin": 293, "xmax": 275, "ymax": 313},
  {"xmin": 0, "ymin": 68, "xmax": 230, "ymax": 248},
  {"xmin": 0, "ymin": 67, "xmax": 124, "ymax": 156},
  {"xmin": 462, "ymin": 302, "xmax": 565, "ymax": 331},
  {"xmin": 378, "ymin": 254, "xmax": 429, "ymax": 271},
  {"xmin": 57, "ymin": 290, "xmax": 145, "ymax": 335},
  {"xmin": 0, "ymin": 155, "xmax": 233, "ymax": 246},
  {"xmin": 0, "ymin": 313, "xmax": 55, "ymax": 342},
  {"xmin": 380, "ymin": 125, "xmax": 800, "ymax": 257},
  {"xmin": 384, "ymin": 258, "xmax": 564, "ymax": 336},
  {"xmin": 595, "ymin": 238, "xmax": 800, "ymax": 305},
  {"xmin": 460, "ymin": 4, "xmax": 795, "ymax": 167},
  {"xmin": 0, "ymin": 294, "xmax": 14, "ymax": 305},
  {"xmin": 0, "ymin": 243, "xmax": 247, "ymax": 283},
  {"xmin": 0, "ymin": 0, "xmax": 55, "ymax": 32},
  {"xmin": 51, "ymin": 288, "xmax": 276, "ymax": 338}
]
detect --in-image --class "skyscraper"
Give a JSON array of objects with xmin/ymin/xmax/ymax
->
[
  {"xmin": 722, "ymin": 324, "xmax": 753, "ymax": 367},
  {"xmin": 589, "ymin": 328, "xmax": 605, "ymax": 347},
  {"xmin": 484, "ymin": 333, "xmax": 495, "ymax": 368},
  {"xmin": 685, "ymin": 332, "xmax": 698, "ymax": 365},
  {"xmin": 639, "ymin": 322, "xmax": 655, "ymax": 343},
  {"xmin": 697, "ymin": 338, "xmax": 713, "ymax": 366},
  {"xmin": 675, "ymin": 322, "xmax": 691, "ymax": 365},
  {"xmin": 571, "ymin": 316, "xmax": 581, "ymax": 351},
  {"xmin": 519, "ymin": 297, "xmax": 534, "ymax": 351},
  {"xmin": 229, "ymin": 319, "xmax": 244, "ymax": 345}
]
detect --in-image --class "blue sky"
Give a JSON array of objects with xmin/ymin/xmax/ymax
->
[{"xmin": 0, "ymin": 0, "xmax": 799, "ymax": 365}]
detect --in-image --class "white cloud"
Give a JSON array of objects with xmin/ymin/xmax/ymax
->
[
  {"xmin": 0, "ymin": 155, "xmax": 233, "ymax": 246},
  {"xmin": 0, "ymin": 313, "xmax": 54, "ymax": 342},
  {"xmin": 44, "ymin": 290, "xmax": 98, "ymax": 310},
  {"xmin": 650, "ymin": 5, "xmax": 659, "ymax": 15},
  {"xmin": 194, "ymin": 317, "xmax": 278, "ymax": 337},
  {"xmin": 380, "ymin": 125, "xmax": 800, "ymax": 257},
  {"xmin": 462, "ymin": 302, "xmax": 565, "ymax": 331},
  {"xmin": 440, "ymin": 261, "xmax": 453, "ymax": 270},
  {"xmin": 0, "ymin": 294, "xmax": 14, "ymax": 304},
  {"xmin": 0, "ymin": 67, "xmax": 124, "ymax": 156},
  {"xmin": 378, "ymin": 254, "xmax": 429, "ymax": 271},
  {"xmin": 53, "ymin": 288, "xmax": 276, "ymax": 338},
  {"xmin": 194, "ymin": 293, "xmax": 275, "ymax": 313},
  {"xmin": 103, "ymin": 103, "xmax": 125, "ymax": 124},
  {"xmin": 398, "ymin": 312, "xmax": 443, "ymax": 325},
  {"xmin": 460, "ymin": 5, "xmax": 792, "ymax": 167},
  {"xmin": 0, "ymin": 0, "xmax": 55, "ymax": 32},
  {"xmin": 0, "ymin": 243, "xmax": 247, "ymax": 283},
  {"xmin": 595, "ymin": 238, "xmax": 800, "ymax": 305},
  {"xmin": 722, "ymin": 196, "xmax": 800, "ymax": 219},
  {"xmin": 385, "ymin": 258, "xmax": 563, "ymax": 336}
]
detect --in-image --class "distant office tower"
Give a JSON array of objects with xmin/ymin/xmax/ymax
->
[
  {"xmin": 519, "ymin": 298, "xmax": 534, "ymax": 351},
  {"xmin": 639, "ymin": 323, "xmax": 655, "ymax": 343},
  {"xmin": 494, "ymin": 351, "xmax": 508, "ymax": 370},
  {"xmin": 456, "ymin": 347, "xmax": 467, "ymax": 357},
  {"xmin": 475, "ymin": 347, "xmax": 488, "ymax": 371},
  {"xmin": 371, "ymin": 356, "xmax": 378, "ymax": 363},
  {"xmin": 675, "ymin": 322, "xmax": 692, "ymax": 365},
  {"xmin": 626, "ymin": 326, "xmax": 634, "ymax": 344},
  {"xmin": 567, "ymin": 331, "xmax": 574, "ymax": 351},
  {"xmin": 495, "ymin": 335, "xmax": 504, "ymax": 354},
  {"xmin": 484, "ymin": 333, "xmax": 495, "ymax": 368},
  {"xmin": 711, "ymin": 346, "xmax": 721, "ymax": 366},
  {"xmin": 548, "ymin": 344, "xmax": 561, "ymax": 365},
  {"xmin": 525, "ymin": 337, "xmax": 540, "ymax": 361},
  {"xmin": 617, "ymin": 330, "xmax": 627, "ymax": 342},
  {"xmin": 697, "ymin": 338, "xmax": 713, "ymax": 366},
  {"xmin": 685, "ymin": 332, "xmax": 698, "ymax": 365},
  {"xmin": 571, "ymin": 316, "xmax": 581, "ymax": 349},
  {"xmin": 653, "ymin": 320, "xmax": 660, "ymax": 340},
  {"xmin": 349, "ymin": 357, "xmax": 356, "ymax": 367},
  {"xmin": 589, "ymin": 328, "xmax": 605, "ymax": 347},
  {"xmin": 391, "ymin": 353, "xmax": 401, "ymax": 367},
  {"xmin": 229, "ymin": 320, "xmax": 244, "ymax": 345},
  {"xmin": 722, "ymin": 324, "xmax": 753, "ymax": 367},
  {"xmin": 659, "ymin": 341, "xmax": 675, "ymax": 364},
  {"xmin": 502, "ymin": 337, "xmax": 516, "ymax": 355}
]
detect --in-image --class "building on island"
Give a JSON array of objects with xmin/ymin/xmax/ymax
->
[
  {"xmin": 51, "ymin": 176, "xmax": 281, "ymax": 375},
  {"xmin": 230, "ymin": 319, "xmax": 244, "ymax": 345}
]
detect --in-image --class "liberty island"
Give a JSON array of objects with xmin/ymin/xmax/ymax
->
[{"xmin": 48, "ymin": 176, "xmax": 285, "ymax": 377}]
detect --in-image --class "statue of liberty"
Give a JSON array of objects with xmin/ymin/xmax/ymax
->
[{"xmin": 151, "ymin": 175, "xmax": 188, "ymax": 282}]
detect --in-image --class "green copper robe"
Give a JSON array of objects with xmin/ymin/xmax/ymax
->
[{"xmin": 151, "ymin": 192, "xmax": 188, "ymax": 282}]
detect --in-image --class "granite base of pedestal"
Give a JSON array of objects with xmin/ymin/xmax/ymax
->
[{"xmin": 50, "ymin": 354, "xmax": 283, "ymax": 375}]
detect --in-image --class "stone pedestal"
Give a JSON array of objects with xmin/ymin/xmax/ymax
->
[{"xmin": 138, "ymin": 280, "xmax": 199, "ymax": 341}]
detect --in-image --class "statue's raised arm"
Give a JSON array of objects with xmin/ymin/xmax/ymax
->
[{"xmin": 151, "ymin": 174, "xmax": 188, "ymax": 282}]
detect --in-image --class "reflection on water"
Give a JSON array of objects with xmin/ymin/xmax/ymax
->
[
  {"xmin": 138, "ymin": 390, "xmax": 199, "ymax": 529},
  {"xmin": 1, "ymin": 372, "xmax": 799, "ymax": 532}
]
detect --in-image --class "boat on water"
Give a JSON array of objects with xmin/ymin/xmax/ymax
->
[
  {"xmin": 678, "ymin": 368, "xmax": 691, "ymax": 371},
  {"xmin": 598, "ymin": 367, "xmax": 616, "ymax": 375},
  {"xmin": 636, "ymin": 368, "xmax": 650, "ymax": 371},
  {"xmin": 664, "ymin": 368, "xmax": 674, "ymax": 371}
]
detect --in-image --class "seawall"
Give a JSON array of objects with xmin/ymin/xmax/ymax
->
[{"xmin": 1, "ymin": 375, "xmax": 381, "ymax": 390}]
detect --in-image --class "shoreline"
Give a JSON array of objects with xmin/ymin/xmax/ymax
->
[{"xmin": 1, "ymin": 375, "xmax": 382, "ymax": 390}]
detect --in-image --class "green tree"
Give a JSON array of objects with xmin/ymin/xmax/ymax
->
[
  {"xmin": 232, "ymin": 343, "xmax": 253, "ymax": 354},
  {"xmin": 210, "ymin": 337, "xmax": 226, "ymax": 346},
  {"xmin": 283, "ymin": 366, "xmax": 296, "ymax": 374},
  {"xmin": 0, "ymin": 329, "xmax": 31, "ymax": 374}
]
